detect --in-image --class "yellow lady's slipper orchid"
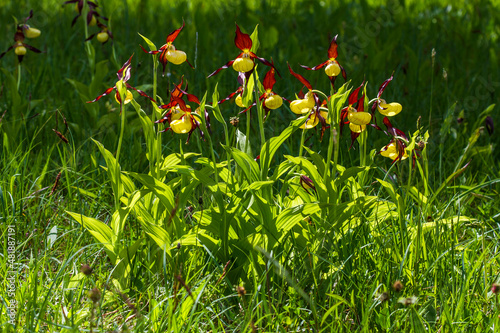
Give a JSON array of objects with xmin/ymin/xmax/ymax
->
[
  {"xmin": 208, "ymin": 24, "xmax": 279, "ymax": 77},
  {"xmin": 373, "ymin": 75, "xmax": 402, "ymax": 117},
  {"xmin": 301, "ymin": 35, "xmax": 347, "ymax": 87},
  {"xmin": 97, "ymin": 31, "xmax": 109, "ymax": 43},
  {"xmin": 140, "ymin": 22, "xmax": 193, "ymax": 76},
  {"xmin": 87, "ymin": 55, "xmax": 156, "ymax": 104},
  {"xmin": 380, "ymin": 142, "xmax": 407, "ymax": 160}
]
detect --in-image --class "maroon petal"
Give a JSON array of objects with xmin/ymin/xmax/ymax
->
[
  {"xmin": 300, "ymin": 60, "xmax": 329, "ymax": 71},
  {"xmin": 24, "ymin": 10, "xmax": 34, "ymax": 23},
  {"xmin": 87, "ymin": 86, "xmax": 116, "ymax": 103},
  {"xmin": 207, "ymin": 59, "xmax": 235, "ymax": 78},
  {"xmin": 85, "ymin": 33, "xmax": 96, "ymax": 41},
  {"xmin": 485, "ymin": 116, "xmax": 494, "ymax": 135},
  {"xmin": 185, "ymin": 58, "xmax": 195, "ymax": 69},
  {"xmin": 348, "ymin": 82, "xmax": 364, "ymax": 106},
  {"xmin": 125, "ymin": 83, "xmax": 156, "ymax": 103},
  {"xmin": 23, "ymin": 44, "xmax": 42, "ymax": 53},
  {"xmin": 139, "ymin": 44, "xmax": 160, "ymax": 55},
  {"xmin": 0, "ymin": 46, "xmax": 14, "ymax": 59},
  {"xmin": 339, "ymin": 63, "xmax": 347, "ymax": 81},
  {"xmin": 350, "ymin": 131, "xmax": 360, "ymax": 149},
  {"xmin": 356, "ymin": 93, "xmax": 366, "ymax": 112},
  {"xmin": 377, "ymin": 74, "xmax": 394, "ymax": 98},
  {"xmin": 70, "ymin": 14, "xmax": 81, "ymax": 27}
]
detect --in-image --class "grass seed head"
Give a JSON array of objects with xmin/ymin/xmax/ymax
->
[{"xmin": 392, "ymin": 280, "xmax": 404, "ymax": 292}]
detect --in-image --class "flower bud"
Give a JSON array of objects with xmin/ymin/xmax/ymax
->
[
  {"xmin": 237, "ymin": 286, "xmax": 246, "ymax": 297},
  {"xmin": 80, "ymin": 264, "xmax": 93, "ymax": 276},
  {"xmin": 88, "ymin": 288, "xmax": 101, "ymax": 303},
  {"xmin": 300, "ymin": 175, "xmax": 316, "ymax": 193},
  {"xmin": 492, "ymin": 283, "xmax": 500, "ymax": 294},
  {"xmin": 232, "ymin": 57, "xmax": 254, "ymax": 72},
  {"xmin": 392, "ymin": 280, "xmax": 404, "ymax": 292}
]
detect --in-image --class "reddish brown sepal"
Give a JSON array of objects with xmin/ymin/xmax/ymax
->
[
  {"xmin": 327, "ymin": 34, "xmax": 338, "ymax": 59},
  {"xmin": 348, "ymin": 82, "xmax": 365, "ymax": 106},
  {"xmin": 166, "ymin": 21, "xmax": 185, "ymax": 43},
  {"xmin": 263, "ymin": 67, "xmax": 276, "ymax": 91},
  {"xmin": 377, "ymin": 73, "xmax": 394, "ymax": 98},
  {"xmin": 234, "ymin": 24, "xmax": 252, "ymax": 51}
]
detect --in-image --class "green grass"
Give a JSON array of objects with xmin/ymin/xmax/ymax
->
[{"xmin": 1, "ymin": 0, "xmax": 499, "ymax": 332}]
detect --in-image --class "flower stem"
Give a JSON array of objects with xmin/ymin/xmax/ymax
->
[
  {"xmin": 151, "ymin": 55, "xmax": 158, "ymax": 123},
  {"xmin": 298, "ymin": 128, "xmax": 306, "ymax": 158},
  {"xmin": 252, "ymin": 70, "xmax": 266, "ymax": 147},
  {"xmin": 116, "ymin": 102, "xmax": 125, "ymax": 163},
  {"xmin": 16, "ymin": 63, "xmax": 21, "ymax": 91}
]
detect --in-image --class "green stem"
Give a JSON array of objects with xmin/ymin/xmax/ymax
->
[
  {"xmin": 246, "ymin": 107, "xmax": 252, "ymax": 154},
  {"xmin": 252, "ymin": 70, "xmax": 265, "ymax": 147},
  {"xmin": 298, "ymin": 128, "xmax": 306, "ymax": 158},
  {"xmin": 16, "ymin": 63, "xmax": 21, "ymax": 91},
  {"xmin": 151, "ymin": 55, "xmax": 158, "ymax": 123},
  {"xmin": 116, "ymin": 102, "xmax": 125, "ymax": 163},
  {"xmin": 429, "ymin": 49, "xmax": 435, "ymax": 136}
]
